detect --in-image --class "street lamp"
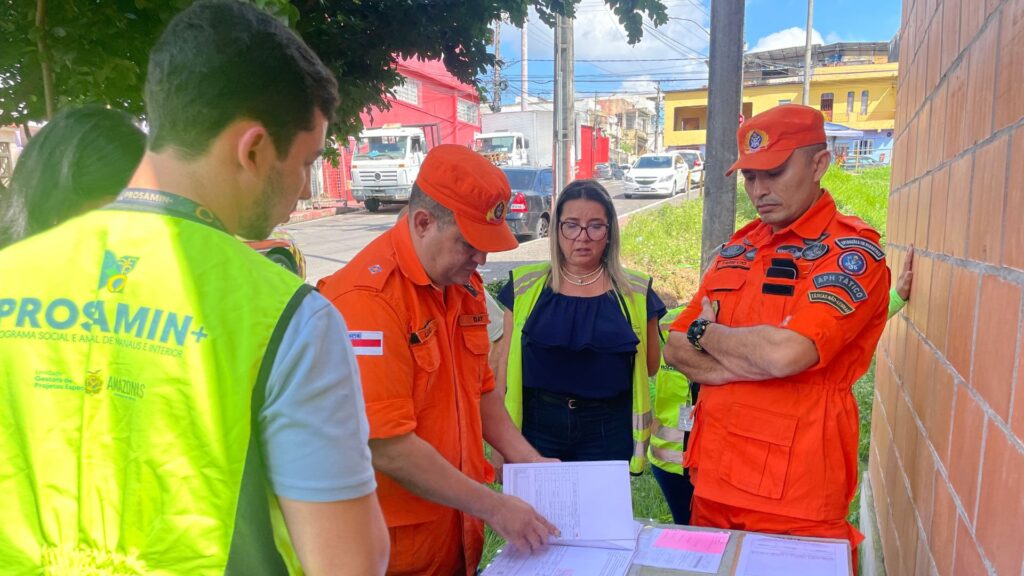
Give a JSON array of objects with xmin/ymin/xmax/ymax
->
[{"xmin": 667, "ymin": 17, "xmax": 711, "ymax": 37}]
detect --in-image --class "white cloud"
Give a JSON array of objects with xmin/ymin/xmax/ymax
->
[
  {"xmin": 824, "ymin": 32, "xmax": 843, "ymax": 44},
  {"xmin": 748, "ymin": 27, "xmax": 824, "ymax": 53}
]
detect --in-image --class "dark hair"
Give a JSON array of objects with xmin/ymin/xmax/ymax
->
[
  {"xmin": 145, "ymin": 0, "xmax": 338, "ymax": 159},
  {"xmin": 549, "ymin": 179, "xmax": 631, "ymax": 292},
  {"xmin": 0, "ymin": 105, "xmax": 145, "ymax": 248}
]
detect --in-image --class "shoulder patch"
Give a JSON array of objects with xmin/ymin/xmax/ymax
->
[
  {"xmin": 721, "ymin": 244, "xmax": 746, "ymax": 258},
  {"xmin": 838, "ymin": 250, "xmax": 868, "ymax": 276},
  {"xmin": 801, "ymin": 242, "xmax": 830, "ymax": 261},
  {"xmin": 808, "ymin": 290, "xmax": 855, "ymax": 314},
  {"xmin": 835, "ymin": 237, "xmax": 885, "ymax": 261},
  {"xmin": 349, "ymin": 331, "xmax": 384, "ymax": 355},
  {"xmin": 813, "ymin": 272, "xmax": 868, "ymax": 302}
]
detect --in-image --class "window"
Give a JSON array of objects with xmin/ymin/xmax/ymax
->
[
  {"xmin": 847, "ymin": 91, "xmax": 855, "ymax": 113},
  {"xmin": 855, "ymin": 139, "xmax": 873, "ymax": 157},
  {"xmin": 394, "ymin": 77, "xmax": 420, "ymax": 105},
  {"xmin": 819, "ymin": 92, "xmax": 834, "ymax": 121},
  {"xmin": 457, "ymin": 99, "xmax": 479, "ymax": 124},
  {"xmin": 681, "ymin": 118, "xmax": 700, "ymax": 130},
  {"xmin": 860, "ymin": 90, "xmax": 869, "ymax": 115},
  {"xmin": 778, "ymin": 99, "xmax": 792, "ymax": 105}
]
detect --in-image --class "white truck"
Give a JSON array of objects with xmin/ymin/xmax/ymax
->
[
  {"xmin": 477, "ymin": 110, "xmax": 556, "ymax": 167},
  {"xmin": 350, "ymin": 124, "xmax": 438, "ymax": 212}
]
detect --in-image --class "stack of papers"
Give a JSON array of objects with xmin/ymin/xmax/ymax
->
[
  {"xmin": 483, "ymin": 461, "xmax": 637, "ymax": 576},
  {"xmin": 734, "ymin": 534, "xmax": 850, "ymax": 576},
  {"xmin": 632, "ymin": 527, "xmax": 730, "ymax": 573}
]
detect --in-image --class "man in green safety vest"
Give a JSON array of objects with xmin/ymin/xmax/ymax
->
[{"xmin": 0, "ymin": 2, "xmax": 388, "ymax": 574}]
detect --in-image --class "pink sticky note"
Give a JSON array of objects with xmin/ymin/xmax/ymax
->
[{"xmin": 653, "ymin": 529, "xmax": 730, "ymax": 554}]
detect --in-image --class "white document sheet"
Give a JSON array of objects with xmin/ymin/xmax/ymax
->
[
  {"xmin": 632, "ymin": 527, "xmax": 730, "ymax": 573},
  {"xmin": 734, "ymin": 534, "xmax": 850, "ymax": 576},
  {"xmin": 481, "ymin": 544, "xmax": 633, "ymax": 576},
  {"xmin": 503, "ymin": 461, "xmax": 635, "ymax": 545}
]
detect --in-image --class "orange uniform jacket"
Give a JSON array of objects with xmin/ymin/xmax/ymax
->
[
  {"xmin": 318, "ymin": 218, "xmax": 495, "ymax": 575},
  {"xmin": 670, "ymin": 191, "xmax": 890, "ymax": 522}
]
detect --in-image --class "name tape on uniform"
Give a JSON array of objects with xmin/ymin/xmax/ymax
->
[
  {"xmin": 835, "ymin": 237, "xmax": 885, "ymax": 261},
  {"xmin": 812, "ymin": 272, "xmax": 867, "ymax": 303},
  {"xmin": 349, "ymin": 331, "xmax": 384, "ymax": 356},
  {"xmin": 808, "ymin": 290, "xmax": 855, "ymax": 315}
]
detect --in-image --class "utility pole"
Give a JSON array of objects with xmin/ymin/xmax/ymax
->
[
  {"xmin": 521, "ymin": 18, "xmax": 528, "ymax": 111},
  {"xmin": 701, "ymin": 0, "xmax": 745, "ymax": 272},
  {"xmin": 802, "ymin": 0, "xmax": 814, "ymax": 105},
  {"xmin": 492, "ymin": 20, "xmax": 502, "ymax": 112},
  {"xmin": 655, "ymin": 81, "xmax": 663, "ymax": 152},
  {"xmin": 553, "ymin": 13, "xmax": 575, "ymax": 193}
]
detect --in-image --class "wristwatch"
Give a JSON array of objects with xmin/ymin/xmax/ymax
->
[{"xmin": 687, "ymin": 319, "xmax": 712, "ymax": 351}]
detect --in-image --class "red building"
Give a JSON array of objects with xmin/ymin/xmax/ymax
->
[{"xmin": 320, "ymin": 58, "xmax": 482, "ymax": 203}]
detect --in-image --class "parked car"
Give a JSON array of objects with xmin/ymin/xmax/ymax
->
[
  {"xmin": 623, "ymin": 152, "xmax": 691, "ymax": 198},
  {"xmin": 841, "ymin": 156, "xmax": 880, "ymax": 170},
  {"xmin": 501, "ymin": 167, "xmax": 554, "ymax": 240},
  {"xmin": 594, "ymin": 163, "xmax": 612, "ymax": 179},
  {"xmin": 245, "ymin": 227, "xmax": 306, "ymax": 279},
  {"xmin": 679, "ymin": 150, "xmax": 705, "ymax": 186},
  {"xmin": 610, "ymin": 163, "xmax": 625, "ymax": 180}
]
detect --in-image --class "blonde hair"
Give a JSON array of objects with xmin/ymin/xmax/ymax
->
[{"xmin": 548, "ymin": 180, "xmax": 634, "ymax": 295}]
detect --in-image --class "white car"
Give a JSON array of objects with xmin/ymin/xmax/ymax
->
[
  {"xmin": 679, "ymin": 150, "xmax": 705, "ymax": 186},
  {"xmin": 623, "ymin": 153, "xmax": 692, "ymax": 198}
]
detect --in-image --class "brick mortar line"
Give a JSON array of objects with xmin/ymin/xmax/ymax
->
[
  {"xmin": 885, "ymin": 243, "xmax": 1024, "ymax": 286},
  {"xmin": 877, "ymin": 343, "xmax": 948, "ymax": 574},
  {"xmin": 890, "ymin": 115, "xmax": 1024, "ymax": 197},
  {"xmin": 901, "ymin": 297, "xmax": 1024, "ymax": 457},
  {"xmin": 880, "ymin": 331, "xmax": 1000, "ymax": 574},
  {"xmin": 896, "ymin": 0, "xmax": 1004, "ymax": 144}
]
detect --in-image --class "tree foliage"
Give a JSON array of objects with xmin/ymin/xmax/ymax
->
[{"xmin": 0, "ymin": 0, "xmax": 668, "ymax": 139}]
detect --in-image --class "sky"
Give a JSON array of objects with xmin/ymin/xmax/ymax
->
[{"xmin": 487, "ymin": 0, "xmax": 902, "ymax": 105}]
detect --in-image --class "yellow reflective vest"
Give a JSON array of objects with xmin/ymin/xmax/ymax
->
[
  {"xmin": 504, "ymin": 263, "xmax": 652, "ymax": 474},
  {"xmin": 0, "ymin": 190, "xmax": 306, "ymax": 575},
  {"xmin": 648, "ymin": 306, "xmax": 694, "ymax": 476}
]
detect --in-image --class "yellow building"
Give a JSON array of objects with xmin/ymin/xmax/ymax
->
[{"xmin": 664, "ymin": 46, "xmax": 898, "ymax": 162}]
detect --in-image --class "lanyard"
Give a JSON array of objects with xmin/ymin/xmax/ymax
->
[{"xmin": 107, "ymin": 188, "xmax": 228, "ymax": 233}]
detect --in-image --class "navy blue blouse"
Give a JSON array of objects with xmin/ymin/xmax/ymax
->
[{"xmin": 499, "ymin": 277, "xmax": 666, "ymax": 399}]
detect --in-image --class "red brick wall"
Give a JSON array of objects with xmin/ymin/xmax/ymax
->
[{"xmin": 871, "ymin": 0, "xmax": 1024, "ymax": 574}]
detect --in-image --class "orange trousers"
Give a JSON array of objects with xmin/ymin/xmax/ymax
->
[
  {"xmin": 691, "ymin": 495, "xmax": 863, "ymax": 574},
  {"xmin": 385, "ymin": 508, "xmax": 466, "ymax": 575}
]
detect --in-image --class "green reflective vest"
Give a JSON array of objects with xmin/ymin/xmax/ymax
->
[
  {"xmin": 648, "ymin": 306, "xmax": 693, "ymax": 475},
  {"xmin": 504, "ymin": 263, "xmax": 652, "ymax": 474},
  {"xmin": 0, "ymin": 192, "xmax": 306, "ymax": 575}
]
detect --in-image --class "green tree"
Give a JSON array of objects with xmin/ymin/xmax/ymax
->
[{"xmin": 0, "ymin": 0, "xmax": 667, "ymax": 139}]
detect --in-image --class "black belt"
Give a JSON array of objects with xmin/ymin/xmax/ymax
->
[{"xmin": 525, "ymin": 387, "xmax": 630, "ymax": 410}]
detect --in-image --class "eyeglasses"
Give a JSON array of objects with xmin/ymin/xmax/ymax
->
[{"xmin": 559, "ymin": 221, "xmax": 609, "ymax": 241}]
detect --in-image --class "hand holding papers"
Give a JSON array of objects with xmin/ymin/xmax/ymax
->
[
  {"xmin": 502, "ymin": 461, "xmax": 636, "ymax": 546},
  {"xmin": 483, "ymin": 461, "xmax": 637, "ymax": 576}
]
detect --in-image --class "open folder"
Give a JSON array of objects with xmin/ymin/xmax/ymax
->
[
  {"xmin": 483, "ymin": 461, "xmax": 639, "ymax": 576},
  {"xmin": 503, "ymin": 461, "xmax": 638, "ymax": 549}
]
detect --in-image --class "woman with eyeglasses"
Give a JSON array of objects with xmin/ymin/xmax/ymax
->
[{"xmin": 492, "ymin": 180, "xmax": 665, "ymax": 476}]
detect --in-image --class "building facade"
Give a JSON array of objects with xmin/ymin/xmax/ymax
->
[{"xmin": 664, "ymin": 42, "xmax": 898, "ymax": 163}]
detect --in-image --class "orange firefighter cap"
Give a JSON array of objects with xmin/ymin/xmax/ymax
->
[
  {"xmin": 726, "ymin": 104, "xmax": 827, "ymax": 176},
  {"xmin": 414, "ymin": 145, "xmax": 519, "ymax": 253}
]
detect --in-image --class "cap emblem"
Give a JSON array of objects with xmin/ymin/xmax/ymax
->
[
  {"xmin": 486, "ymin": 201, "xmax": 506, "ymax": 223},
  {"xmin": 745, "ymin": 129, "xmax": 769, "ymax": 153}
]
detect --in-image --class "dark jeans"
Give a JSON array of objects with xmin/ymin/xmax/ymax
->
[
  {"xmin": 652, "ymin": 465, "xmax": 696, "ymax": 525},
  {"xmin": 521, "ymin": 388, "xmax": 633, "ymax": 462}
]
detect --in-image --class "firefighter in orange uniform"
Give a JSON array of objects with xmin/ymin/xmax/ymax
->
[
  {"xmin": 664, "ymin": 105, "xmax": 890, "ymax": 564},
  {"xmin": 318, "ymin": 145, "xmax": 557, "ymax": 575}
]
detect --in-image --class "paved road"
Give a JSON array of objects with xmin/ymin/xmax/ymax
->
[{"xmin": 286, "ymin": 180, "xmax": 699, "ymax": 285}]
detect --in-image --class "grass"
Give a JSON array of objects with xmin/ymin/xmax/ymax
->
[{"xmin": 480, "ymin": 166, "xmax": 891, "ymax": 568}]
